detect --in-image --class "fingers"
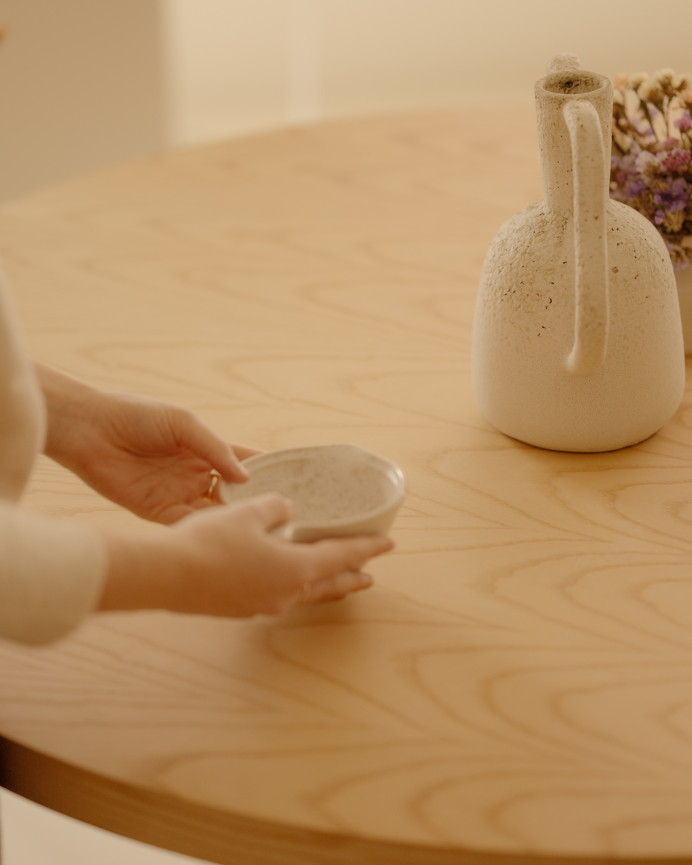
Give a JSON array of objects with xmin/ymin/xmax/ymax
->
[
  {"xmin": 174, "ymin": 500, "xmax": 392, "ymax": 617},
  {"xmin": 211, "ymin": 445, "xmax": 250, "ymax": 483},
  {"xmin": 241, "ymin": 492, "xmax": 297, "ymax": 532},
  {"xmin": 230, "ymin": 443, "xmax": 263, "ymax": 462},
  {"xmin": 307, "ymin": 534, "xmax": 394, "ymax": 573},
  {"xmin": 296, "ymin": 534, "xmax": 394, "ymax": 606},
  {"xmin": 213, "ymin": 441, "xmax": 263, "ymax": 482},
  {"xmin": 178, "ymin": 412, "xmax": 251, "ymax": 483},
  {"xmin": 187, "ymin": 491, "xmax": 295, "ymax": 532},
  {"xmin": 302, "ymin": 570, "xmax": 374, "ymax": 604}
]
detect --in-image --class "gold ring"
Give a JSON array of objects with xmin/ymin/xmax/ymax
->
[{"xmin": 204, "ymin": 473, "xmax": 219, "ymax": 501}]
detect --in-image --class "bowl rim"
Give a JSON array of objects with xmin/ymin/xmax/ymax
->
[{"xmin": 218, "ymin": 443, "xmax": 406, "ymax": 528}]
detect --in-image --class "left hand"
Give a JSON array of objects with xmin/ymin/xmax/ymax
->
[{"xmin": 37, "ymin": 364, "xmax": 257, "ymax": 524}]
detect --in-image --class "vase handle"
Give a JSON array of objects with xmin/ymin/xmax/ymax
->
[{"xmin": 563, "ymin": 98, "xmax": 609, "ymax": 376}]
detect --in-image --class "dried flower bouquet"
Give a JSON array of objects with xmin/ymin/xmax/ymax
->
[{"xmin": 611, "ymin": 69, "xmax": 692, "ymax": 270}]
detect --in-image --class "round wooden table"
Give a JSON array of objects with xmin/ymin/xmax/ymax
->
[{"xmin": 1, "ymin": 105, "xmax": 692, "ymax": 865}]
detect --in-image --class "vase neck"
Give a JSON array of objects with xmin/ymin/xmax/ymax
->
[{"xmin": 534, "ymin": 70, "xmax": 613, "ymax": 214}]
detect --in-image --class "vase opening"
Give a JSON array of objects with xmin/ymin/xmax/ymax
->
[{"xmin": 541, "ymin": 71, "xmax": 606, "ymax": 96}]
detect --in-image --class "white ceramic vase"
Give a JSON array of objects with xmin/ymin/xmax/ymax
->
[{"xmin": 472, "ymin": 56, "xmax": 685, "ymax": 452}]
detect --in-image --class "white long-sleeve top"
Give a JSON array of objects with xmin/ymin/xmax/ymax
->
[{"xmin": 0, "ymin": 276, "xmax": 106, "ymax": 644}]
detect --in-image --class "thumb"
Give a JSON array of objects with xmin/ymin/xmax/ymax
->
[
  {"xmin": 181, "ymin": 416, "xmax": 250, "ymax": 482},
  {"xmin": 243, "ymin": 492, "xmax": 296, "ymax": 533}
]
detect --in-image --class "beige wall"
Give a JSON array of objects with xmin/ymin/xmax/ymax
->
[
  {"xmin": 163, "ymin": 0, "xmax": 692, "ymax": 146},
  {"xmin": 0, "ymin": 0, "xmax": 165, "ymax": 201},
  {"xmin": 1, "ymin": 0, "xmax": 692, "ymax": 198}
]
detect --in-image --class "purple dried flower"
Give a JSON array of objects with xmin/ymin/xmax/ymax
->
[
  {"xmin": 654, "ymin": 176, "xmax": 688, "ymax": 209},
  {"xmin": 675, "ymin": 111, "xmax": 692, "ymax": 132},
  {"xmin": 635, "ymin": 149, "xmax": 658, "ymax": 174},
  {"xmin": 658, "ymin": 148, "xmax": 691, "ymax": 173}
]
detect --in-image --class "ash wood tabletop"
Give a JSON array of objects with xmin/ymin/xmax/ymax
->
[{"xmin": 1, "ymin": 106, "xmax": 692, "ymax": 865}]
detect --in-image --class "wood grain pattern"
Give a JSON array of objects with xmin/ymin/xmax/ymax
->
[{"xmin": 1, "ymin": 106, "xmax": 692, "ymax": 864}]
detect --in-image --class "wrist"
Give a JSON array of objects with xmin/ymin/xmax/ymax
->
[
  {"xmin": 99, "ymin": 526, "xmax": 189, "ymax": 613},
  {"xmin": 35, "ymin": 362, "xmax": 98, "ymax": 466}
]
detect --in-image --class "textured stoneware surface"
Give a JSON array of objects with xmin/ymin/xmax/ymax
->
[
  {"xmin": 472, "ymin": 60, "xmax": 685, "ymax": 452},
  {"xmin": 219, "ymin": 444, "xmax": 406, "ymax": 541}
]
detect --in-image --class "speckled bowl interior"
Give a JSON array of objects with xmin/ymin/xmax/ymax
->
[{"xmin": 218, "ymin": 444, "xmax": 406, "ymax": 542}]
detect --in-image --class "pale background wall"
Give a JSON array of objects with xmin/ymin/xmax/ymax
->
[
  {"xmin": 162, "ymin": 0, "xmax": 692, "ymax": 147},
  {"xmin": 1, "ymin": 0, "xmax": 692, "ymax": 199},
  {"xmin": 1, "ymin": 0, "xmax": 692, "ymax": 862},
  {"xmin": 0, "ymin": 0, "xmax": 165, "ymax": 201}
]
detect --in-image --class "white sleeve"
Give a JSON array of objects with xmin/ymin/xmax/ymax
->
[{"xmin": 0, "ymin": 501, "xmax": 107, "ymax": 645}]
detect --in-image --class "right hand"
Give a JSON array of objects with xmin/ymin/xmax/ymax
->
[{"xmin": 101, "ymin": 493, "xmax": 394, "ymax": 618}]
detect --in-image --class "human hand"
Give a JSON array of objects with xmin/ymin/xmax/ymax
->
[
  {"xmin": 37, "ymin": 364, "xmax": 256, "ymax": 524},
  {"xmin": 100, "ymin": 493, "xmax": 394, "ymax": 617}
]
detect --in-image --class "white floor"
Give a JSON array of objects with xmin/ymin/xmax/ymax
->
[{"xmin": 0, "ymin": 790, "xmax": 208, "ymax": 865}]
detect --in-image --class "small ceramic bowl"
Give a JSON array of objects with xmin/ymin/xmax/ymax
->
[{"xmin": 218, "ymin": 444, "xmax": 406, "ymax": 542}]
